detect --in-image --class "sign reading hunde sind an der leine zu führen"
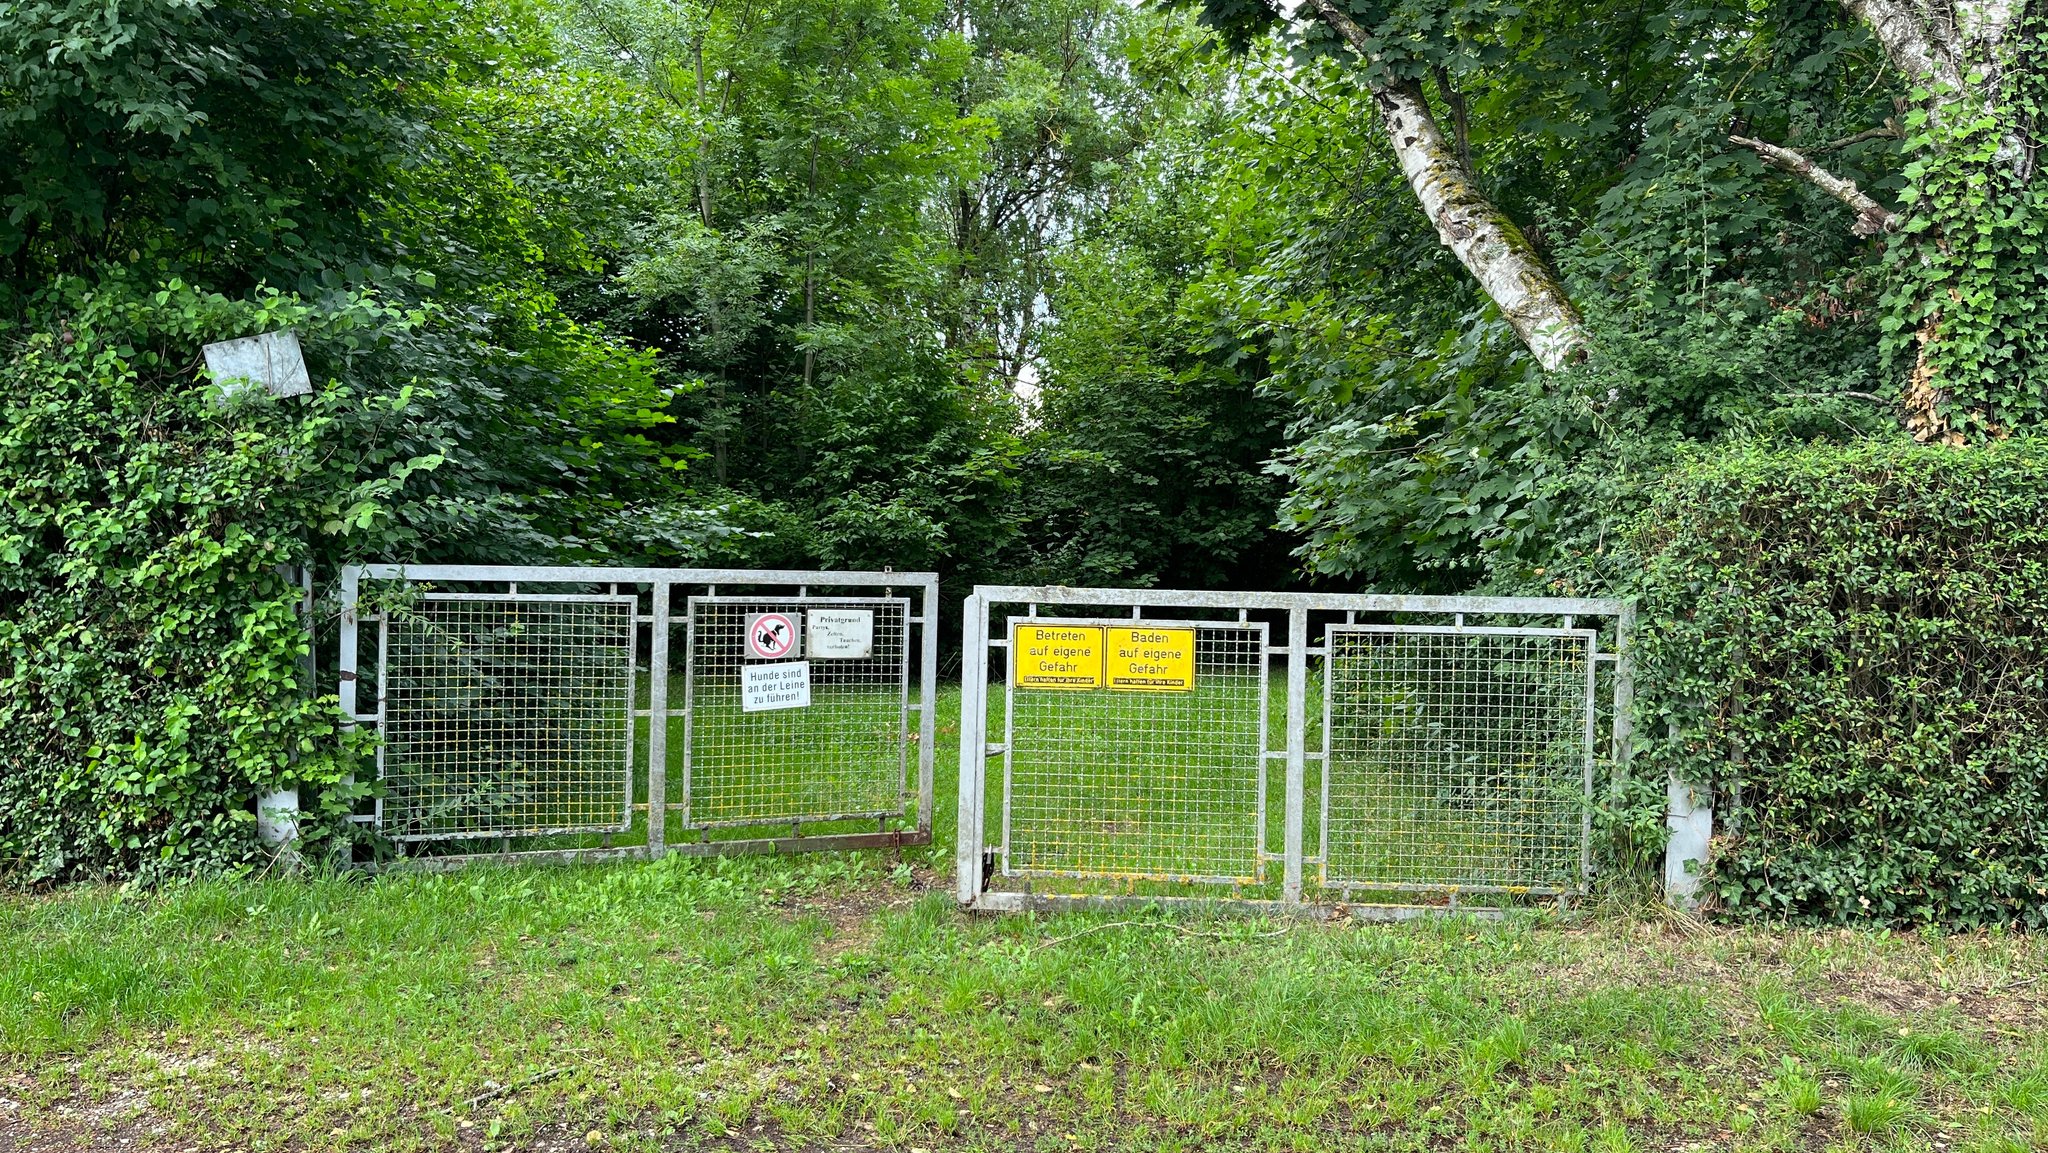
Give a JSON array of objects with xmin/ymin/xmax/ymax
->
[
  {"xmin": 743, "ymin": 661, "xmax": 812, "ymax": 712},
  {"xmin": 1013, "ymin": 624, "xmax": 1195, "ymax": 691}
]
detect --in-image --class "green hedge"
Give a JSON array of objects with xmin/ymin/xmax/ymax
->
[
  {"xmin": 1633, "ymin": 439, "xmax": 2048, "ymax": 926},
  {"xmin": 0, "ymin": 283, "xmax": 417, "ymax": 882}
]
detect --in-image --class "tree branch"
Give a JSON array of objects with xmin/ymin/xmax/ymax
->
[
  {"xmin": 1813, "ymin": 122, "xmax": 1902, "ymax": 151},
  {"xmin": 1430, "ymin": 63, "xmax": 1472, "ymax": 172},
  {"xmin": 1730, "ymin": 134, "xmax": 1899, "ymax": 237}
]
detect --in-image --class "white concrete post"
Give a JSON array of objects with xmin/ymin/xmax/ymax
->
[
  {"xmin": 257, "ymin": 788, "xmax": 301, "ymax": 849},
  {"xmin": 258, "ymin": 561, "xmax": 312, "ymax": 857},
  {"xmin": 955, "ymin": 594, "xmax": 990, "ymax": 904},
  {"xmin": 1282, "ymin": 608, "xmax": 1308, "ymax": 907},
  {"xmin": 212, "ymin": 332, "xmax": 314, "ymax": 858},
  {"xmin": 1664, "ymin": 770, "xmax": 1713, "ymax": 908}
]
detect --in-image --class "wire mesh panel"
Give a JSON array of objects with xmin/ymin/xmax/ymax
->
[
  {"xmin": 682, "ymin": 597, "xmax": 911, "ymax": 828},
  {"xmin": 1002, "ymin": 619, "xmax": 1268, "ymax": 884},
  {"xmin": 1322, "ymin": 626, "xmax": 1594, "ymax": 892},
  {"xmin": 379, "ymin": 594, "xmax": 636, "ymax": 841}
]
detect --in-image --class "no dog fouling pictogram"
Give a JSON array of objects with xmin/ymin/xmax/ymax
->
[{"xmin": 745, "ymin": 611, "xmax": 802, "ymax": 660}]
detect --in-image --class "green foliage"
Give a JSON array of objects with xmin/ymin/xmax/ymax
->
[
  {"xmin": 0, "ymin": 0, "xmax": 478, "ymax": 302},
  {"xmin": 1003, "ymin": 85, "xmax": 1294, "ymax": 590},
  {"xmin": 525, "ymin": 0, "xmax": 1231, "ymax": 585},
  {"xmin": 539, "ymin": 0, "xmax": 1018, "ymax": 574},
  {"xmin": 1880, "ymin": 14, "xmax": 2048, "ymax": 435},
  {"xmin": 1186, "ymin": 3, "xmax": 1905, "ymax": 590},
  {"xmin": 1632, "ymin": 439, "xmax": 2048, "ymax": 926},
  {"xmin": 0, "ymin": 280, "xmax": 439, "ymax": 881}
]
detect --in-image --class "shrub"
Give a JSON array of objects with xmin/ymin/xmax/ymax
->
[
  {"xmin": 0, "ymin": 281, "xmax": 436, "ymax": 882},
  {"xmin": 1632, "ymin": 439, "xmax": 2048, "ymax": 925}
]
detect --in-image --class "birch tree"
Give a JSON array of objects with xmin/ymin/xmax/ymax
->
[
  {"xmin": 1190, "ymin": 0, "xmax": 2048, "ymax": 438},
  {"xmin": 1186, "ymin": 0, "xmax": 1607, "ymax": 371},
  {"xmin": 1294, "ymin": 0, "xmax": 1590, "ymax": 370}
]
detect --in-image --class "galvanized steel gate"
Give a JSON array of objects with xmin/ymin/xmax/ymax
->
[
  {"xmin": 339, "ymin": 565, "xmax": 938, "ymax": 864},
  {"xmin": 956, "ymin": 586, "xmax": 1633, "ymax": 915}
]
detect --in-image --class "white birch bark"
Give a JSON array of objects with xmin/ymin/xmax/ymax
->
[
  {"xmin": 1300, "ymin": 0, "xmax": 1590, "ymax": 370},
  {"xmin": 1833, "ymin": 0, "xmax": 2036, "ymax": 440},
  {"xmin": 1842, "ymin": 0, "xmax": 2034, "ymax": 179},
  {"xmin": 1728, "ymin": 135, "xmax": 1898, "ymax": 235}
]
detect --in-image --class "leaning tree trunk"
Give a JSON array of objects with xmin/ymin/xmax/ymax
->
[
  {"xmin": 1738, "ymin": 0, "xmax": 2044, "ymax": 442},
  {"xmin": 1301, "ymin": 0, "xmax": 1590, "ymax": 371}
]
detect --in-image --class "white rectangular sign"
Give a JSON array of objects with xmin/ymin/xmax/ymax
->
[
  {"xmin": 808, "ymin": 609, "xmax": 875, "ymax": 658},
  {"xmin": 742, "ymin": 661, "xmax": 812, "ymax": 712}
]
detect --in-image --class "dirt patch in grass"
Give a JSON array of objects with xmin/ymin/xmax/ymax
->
[
  {"xmin": 1536, "ymin": 919, "xmax": 2048, "ymax": 1039},
  {"xmin": 779, "ymin": 863, "xmax": 940, "ymax": 957},
  {"xmin": 0, "ymin": 1082, "xmax": 196, "ymax": 1153},
  {"xmin": 1834, "ymin": 968, "xmax": 2042, "ymax": 1031}
]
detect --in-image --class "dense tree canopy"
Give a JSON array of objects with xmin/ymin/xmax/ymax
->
[{"xmin": 4, "ymin": 0, "xmax": 2042, "ymax": 599}]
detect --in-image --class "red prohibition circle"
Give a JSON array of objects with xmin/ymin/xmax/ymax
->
[{"xmin": 748, "ymin": 612, "xmax": 798, "ymax": 659}]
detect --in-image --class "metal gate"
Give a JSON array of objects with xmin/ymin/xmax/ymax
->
[
  {"xmin": 339, "ymin": 565, "xmax": 938, "ymax": 865},
  {"xmin": 956, "ymin": 586, "xmax": 1633, "ymax": 915}
]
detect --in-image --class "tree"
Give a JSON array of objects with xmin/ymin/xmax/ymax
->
[
  {"xmin": 1822, "ymin": 0, "xmax": 2046, "ymax": 442},
  {"xmin": 0, "ymin": 0, "xmax": 465, "ymax": 303},
  {"xmin": 935, "ymin": 0, "xmax": 1160, "ymax": 391},
  {"xmin": 533, "ymin": 0, "xmax": 1225, "ymax": 583},
  {"xmin": 1005, "ymin": 64, "xmax": 1296, "ymax": 589},
  {"xmin": 1171, "ymin": 5, "xmax": 1900, "ymax": 587},
  {"xmin": 1290, "ymin": 0, "xmax": 1590, "ymax": 371},
  {"xmin": 1184, "ymin": 0, "xmax": 2048, "ymax": 439}
]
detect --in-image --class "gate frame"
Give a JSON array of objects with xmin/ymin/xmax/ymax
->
[
  {"xmin": 339, "ymin": 564, "xmax": 939, "ymax": 867},
  {"xmin": 956, "ymin": 585, "xmax": 1635, "ymax": 914}
]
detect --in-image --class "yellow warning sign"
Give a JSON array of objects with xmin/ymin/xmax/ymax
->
[
  {"xmin": 1105, "ymin": 626, "xmax": 1197, "ymax": 692},
  {"xmin": 1014, "ymin": 625, "xmax": 1104, "ymax": 689}
]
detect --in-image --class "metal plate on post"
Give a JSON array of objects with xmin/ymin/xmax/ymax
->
[{"xmin": 203, "ymin": 329, "xmax": 312, "ymax": 400}]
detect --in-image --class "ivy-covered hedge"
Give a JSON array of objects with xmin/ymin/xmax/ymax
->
[
  {"xmin": 0, "ymin": 283, "xmax": 428, "ymax": 882},
  {"xmin": 1634, "ymin": 439, "xmax": 2048, "ymax": 926}
]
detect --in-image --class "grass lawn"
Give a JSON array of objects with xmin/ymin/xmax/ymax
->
[{"xmin": 3, "ymin": 685, "xmax": 2046, "ymax": 1152}]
